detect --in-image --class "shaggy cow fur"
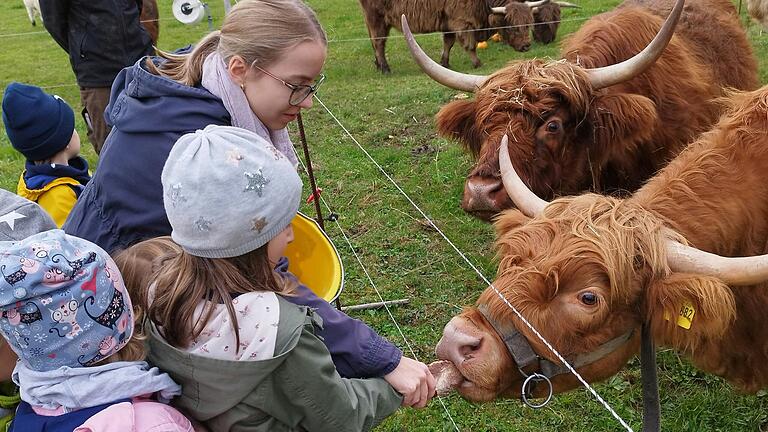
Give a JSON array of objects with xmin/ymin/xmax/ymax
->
[
  {"xmin": 358, "ymin": 0, "xmax": 496, "ymax": 72},
  {"xmin": 436, "ymin": 85, "xmax": 768, "ymax": 402},
  {"xmin": 435, "ymin": 0, "xmax": 758, "ymax": 221}
]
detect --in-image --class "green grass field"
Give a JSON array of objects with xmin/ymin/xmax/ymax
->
[{"xmin": 1, "ymin": 0, "xmax": 767, "ymax": 430}]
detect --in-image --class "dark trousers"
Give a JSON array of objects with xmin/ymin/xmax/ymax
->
[{"xmin": 79, "ymin": 86, "xmax": 112, "ymax": 155}]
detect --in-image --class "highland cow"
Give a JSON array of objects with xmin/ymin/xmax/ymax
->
[
  {"xmin": 358, "ymin": 0, "xmax": 556, "ymax": 72},
  {"xmin": 403, "ymin": 0, "xmax": 758, "ymax": 220},
  {"xmin": 432, "ymin": 85, "xmax": 768, "ymax": 402}
]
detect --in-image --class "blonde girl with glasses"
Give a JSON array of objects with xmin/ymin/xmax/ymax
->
[{"xmin": 63, "ymin": 0, "xmax": 435, "ymax": 410}]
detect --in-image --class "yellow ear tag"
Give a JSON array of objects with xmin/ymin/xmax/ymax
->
[{"xmin": 664, "ymin": 300, "xmax": 695, "ymax": 330}]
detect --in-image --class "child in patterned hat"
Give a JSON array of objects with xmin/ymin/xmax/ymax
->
[
  {"xmin": 0, "ymin": 190, "xmax": 58, "ymax": 431},
  {"xmin": 115, "ymin": 125, "xmax": 403, "ymax": 431},
  {"xmin": 0, "ymin": 229, "xmax": 192, "ymax": 432}
]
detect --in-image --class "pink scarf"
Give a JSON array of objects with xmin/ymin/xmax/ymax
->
[{"xmin": 201, "ymin": 51, "xmax": 298, "ymax": 167}]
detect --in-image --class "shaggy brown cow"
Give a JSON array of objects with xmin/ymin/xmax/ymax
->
[
  {"xmin": 404, "ymin": 0, "xmax": 758, "ymax": 221},
  {"xmin": 432, "ymin": 85, "xmax": 768, "ymax": 402},
  {"xmin": 487, "ymin": 0, "xmax": 536, "ymax": 52},
  {"xmin": 140, "ymin": 0, "xmax": 159, "ymax": 45},
  {"xmin": 531, "ymin": 2, "xmax": 561, "ymax": 43},
  {"xmin": 358, "ymin": 0, "xmax": 490, "ymax": 72},
  {"xmin": 358, "ymin": 0, "xmax": 553, "ymax": 72},
  {"xmin": 490, "ymin": 0, "xmax": 577, "ymax": 48}
]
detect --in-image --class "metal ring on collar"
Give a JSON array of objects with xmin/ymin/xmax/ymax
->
[{"xmin": 521, "ymin": 373, "xmax": 553, "ymax": 409}]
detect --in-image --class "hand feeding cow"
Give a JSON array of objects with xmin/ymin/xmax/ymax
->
[
  {"xmin": 403, "ymin": 0, "xmax": 758, "ymax": 221},
  {"xmin": 432, "ymin": 84, "xmax": 768, "ymax": 402}
]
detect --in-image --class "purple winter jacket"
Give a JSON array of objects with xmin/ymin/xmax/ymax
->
[{"xmin": 276, "ymin": 258, "xmax": 401, "ymax": 378}]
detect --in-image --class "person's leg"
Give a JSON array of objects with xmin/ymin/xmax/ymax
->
[{"xmin": 79, "ymin": 87, "xmax": 112, "ymax": 154}]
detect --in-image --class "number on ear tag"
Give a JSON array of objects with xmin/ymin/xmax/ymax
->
[{"xmin": 664, "ymin": 300, "xmax": 695, "ymax": 330}]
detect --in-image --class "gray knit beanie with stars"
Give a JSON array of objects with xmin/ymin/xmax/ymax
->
[{"xmin": 162, "ymin": 125, "xmax": 302, "ymax": 258}]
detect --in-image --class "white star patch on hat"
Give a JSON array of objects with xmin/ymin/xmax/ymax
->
[{"xmin": 0, "ymin": 211, "xmax": 26, "ymax": 231}]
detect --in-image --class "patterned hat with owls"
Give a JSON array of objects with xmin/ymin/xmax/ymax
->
[{"xmin": 0, "ymin": 229, "xmax": 134, "ymax": 372}]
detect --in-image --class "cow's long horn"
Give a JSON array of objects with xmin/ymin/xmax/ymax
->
[
  {"xmin": 491, "ymin": 6, "xmax": 506, "ymax": 13},
  {"xmin": 585, "ymin": 0, "xmax": 684, "ymax": 89},
  {"xmin": 498, "ymin": 134, "xmax": 548, "ymax": 217},
  {"xmin": 666, "ymin": 242, "xmax": 768, "ymax": 286},
  {"xmin": 555, "ymin": 1, "xmax": 581, "ymax": 7},
  {"xmin": 525, "ymin": 0, "xmax": 551, "ymax": 8},
  {"xmin": 401, "ymin": 15, "xmax": 488, "ymax": 93}
]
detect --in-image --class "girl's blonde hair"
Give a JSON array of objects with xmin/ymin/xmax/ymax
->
[
  {"xmin": 147, "ymin": 0, "xmax": 327, "ymax": 86},
  {"xmin": 114, "ymin": 236, "xmax": 296, "ymax": 351}
]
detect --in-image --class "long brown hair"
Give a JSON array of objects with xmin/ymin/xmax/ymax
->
[
  {"xmin": 146, "ymin": 0, "xmax": 327, "ymax": 86},
  {"xmin": 114, "ymin": 236, "xmax": 294, "ymax": 351}
]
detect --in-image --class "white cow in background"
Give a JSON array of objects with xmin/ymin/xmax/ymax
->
[
  {"xmin": 23, "ymin": 0, "xmax": 42, "ymax": 26},
  {"xmin": 748, "ymin": 0, "xmax": 768, "ymax": 31}
]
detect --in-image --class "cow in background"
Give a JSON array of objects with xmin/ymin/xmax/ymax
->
[
  {"xmin": 432, "ymin": 84, "xmax": 768, "ymax": 401},
  {"xmin": 487, "ymin": 0, "xmax": 579, "ymax": 50},
  {"xmin": 358, "ymin": 0, "xmax": 490, "ymax": 72},
  {"xmin": 23, "ymin": 0, "xmax": 42, "ymax": 26},
  {"xmin": 404, "ymin": 0, "xmax": 758, "ymax": 220},
  {"xmin": 747, "ymin": 0, "xmax": 768, "ymax": 30},
  {"xmin": 140, "ymin": 0, "xmax": 159, "ymax": 45},
  {"xmin": 531, "ymin": 1, "xmax": 562, "ymax": 43}
]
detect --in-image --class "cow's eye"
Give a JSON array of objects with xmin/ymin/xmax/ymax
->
[
  {"xmin": 579, "ymin": 292, "xmax": 598, "ymax": 306},
  {"xmin": 546, "ymin": 121, "xmax": 560, "ymax": 133}
]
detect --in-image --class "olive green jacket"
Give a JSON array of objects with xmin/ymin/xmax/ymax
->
[{"xmin": 147, "ymin": 296, "xmax": 402, "ymax": 432}]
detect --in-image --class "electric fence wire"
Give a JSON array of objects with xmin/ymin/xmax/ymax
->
[
  {"xmin": 313, "ymin": 94, "xmax": 635, "ymax": 432},
  {"xmin": 293, "ymin": 147, "xmax": 462, "ymax": 432},
  {"xmin": 0, "ymin": 15, "xmax": 591, "ymax": 39}
]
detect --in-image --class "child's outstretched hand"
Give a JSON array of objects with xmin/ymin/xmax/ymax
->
[{"xmin": 384, "ymin": 356, "xmax": 436, "ymax": 408}]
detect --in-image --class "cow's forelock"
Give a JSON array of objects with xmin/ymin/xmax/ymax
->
[
  {"xmin": 492, "ymin": 195, "xmax": 680, "ymax": 307},
  {"xmin": 466, "ymin": 61, "xmax": 596, "ymax": 197},
  {"xmin": 476, "ymin": 60, "xmax": 592, "ymax": 119}
]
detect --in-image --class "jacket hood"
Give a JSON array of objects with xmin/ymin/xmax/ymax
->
[
  {"xmin": 22, "ymin": 157, "xmax": 90, "ymax": 191},
  {"xmin": 106, "ymin": 58, "xmax": 230, "ymax": 135},
  {"xmin": 147, "ymin": 296, "xmax": 312, "ymax": 421}
]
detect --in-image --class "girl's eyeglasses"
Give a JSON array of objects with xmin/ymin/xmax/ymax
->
[{"xmin": 251, "ymin": 63, "xmax": 325, "ymax": 106}]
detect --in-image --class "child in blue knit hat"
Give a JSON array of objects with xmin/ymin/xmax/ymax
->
[
  {"xmin": 2, "ymin": 82, "xmax": 91, "ymax": 228},
  {"xmin": 0, "ymin": 229, "xmax": 193, "ymax": 432}
]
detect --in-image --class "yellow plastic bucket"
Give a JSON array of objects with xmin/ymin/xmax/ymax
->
[{"xmin": 284, "ymin": 213, "xmax": 344, "ymax": 303}]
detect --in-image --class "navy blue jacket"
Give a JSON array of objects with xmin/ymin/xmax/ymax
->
[
  {"xmin": 64, "ymin": 57, "xmax": 231, "ymax": 253},
  {"xmin": 10, "ymin": 399, "xmax": 129, "ymax": 432},
  {"xmin": 63, "ymin": 58, "xmax": 402, "ymax": 379}
]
